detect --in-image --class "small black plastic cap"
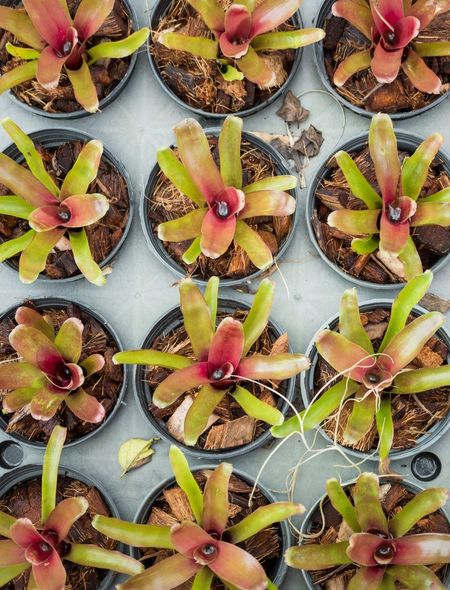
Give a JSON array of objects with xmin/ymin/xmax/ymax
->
[
  {"xmin": 0, "ymin": 441, "xmax": 24, "ymax": 469},
  {"xmin": 411, "ymin": 452, "xmax": 442, "ymax": 482}
]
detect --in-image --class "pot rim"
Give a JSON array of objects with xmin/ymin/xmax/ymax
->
[
  {"xmin": 0, "ymin": 296, "xmax": 128, "ymax": 450},
  {"xmin": 305, "ymin": 129, "xmax": 450, "ymax": 290},
  {"xmin": 0, "ymin": 126, "xmax": 134, "ymax": 284},
  {"xmin": 147, "ymin": 0, "xmax": 304, "ymax": 119},
  {"xmin": 141, "ymin": 127, "xmax": 301, "ymax": 288},
  {"xmin": 132, "ymin": 464, "xmax": 292, "ymax": 587},
  {"xmin": 133, "ymin": 297, "xmax": 298, "ymax": 460},
  {"xmin": 312, "ymin": 0, "xmax": 450, "ymax": 120},
  {"xmin": 300, "ymin": 299, "xmax": 450, "ymax": 462}
]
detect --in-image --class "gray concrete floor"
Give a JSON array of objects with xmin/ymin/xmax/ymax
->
[{"xmin": 0, "ymin": 1, "xmax": 449, "ymax": 588}]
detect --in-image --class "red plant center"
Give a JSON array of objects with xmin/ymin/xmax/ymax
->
[
  {"xmin": 27, "ymin": 540, "xmax": 53, "ymax": 564},
  {"xmin": 57, "ymin": 207, "xmax": 72, "ymax": 223},
  {"xmin": 215, "ymin": 201, "xmax": 230, "ymax": 219},
  {"xmin": 374, "ymin": 541, "xmax": 395, "ymax": 564},
  {"xmin": 384, "ymin": 30, "xmax": 397, "ymax": 47},
  {"xmin": 388, "ymin": 203, "xmax": 403, "ymax": 223},
  {"xmin": 54, "ymin": 363, "xmax": 73, "ymax": 388}
]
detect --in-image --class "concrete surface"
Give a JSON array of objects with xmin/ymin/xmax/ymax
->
[{"xmin": 0, "ymin": 1, "xmax": 449, "ymax": 588}]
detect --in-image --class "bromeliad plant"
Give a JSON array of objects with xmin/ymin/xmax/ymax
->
[
  {"xmin": 0, "ymin": 0, "xmax": 149, "ymax": 113},
  {"xmin": 0, "ymin": 305, "xmax": 106, "ymax": 424},
  {"xmin": 0, "ymin": 118, "xmax": 112, "ymax": 286},
  {"xmin": 325, "ymin": 113, "xmax": 450, "ymax": 281},
  {"xmin": 272, "ymin": 270, "xmax": 450, "ymax": 472},
  {"xmin": 332, "ymin": 0, "xmax": 450, "ymax": 94},
  {"xmin": 157, "ymin": 0, "xmax": 324, "ymax": 87},
  {"xmin": 113, "ymin": 277, "xmax": 309, "ymax": 446},
  {"xmin": 93, "ymin": 445, "xmax": 305, "ymax": 590},
  {"xmin": 0, "ymin": 426, "xmax": 143, "ymax": 590},
  {"xmin": 157, "ymin": 116, "xmax": 298, "ymax": 270},
  {"xmin": 286, "ymin": 472, "xmax": 450, "ymax": 590}
]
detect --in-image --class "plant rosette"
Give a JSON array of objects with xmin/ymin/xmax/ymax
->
[
  {"xmin": 143, "ymin": 116, "xmax": 300, "ymax": 287},
  {"xmin": 149, "ymin": 0, "xmax": 324, "ymax": 118},
  {"xmin": 307, "ymin": 114, "xmax": 450, "ymax": 289},
  {"xmin": 314, "ymin": 0, "xmax": 450, "ymax": 119},
  {"xmin": 0, "ymin": 121, "xmax": 132, "ymax": 286},
  {"xmin": 272, "ymin": 272, "xmax": 450, "ymax": 473},
  {"xmin": 92, "ymin": 445, "xmax": 301, "ymax": 590},
  {"xmin": 0, "ymin": 0, "xmax": 149, "ymax": 118},
  {"xmin": 287, "ymin": 473, "xmax": 450, "ymax": 590},
  {"xmin": 114, "ymin": 277, "xmax": 308, "ymax": 459},
  {"xmin": 0, "ymin": 298, "xmax": 127, "ymax": 449},
  {"xmin": 0, "ymin": 426, "xmax": 143, "ymax": 590}
]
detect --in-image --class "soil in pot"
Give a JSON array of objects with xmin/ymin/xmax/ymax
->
[
  {"xmin": 305, "ymin": 480, "xmax": 450, "ymax": 589},
  {"xmin": 322, "ymin": 11, "xmax": 450, "ymax": 115},
  {"xmin": 0, "ymin": 474, "xmax": 116, "ymax": 590},
  {"xmin": 0, "ymin": 0, "xmax": 133, "ymax": 114},
  {"xmin": 147, "ymin": 309, "xmax": 290, "ymax": 452},
  {"xmin": 0, "ymin": 301, "xmax": 124, "ymax": 444},
  {"xmin": 313, "ymin": 308, "xmax": 450, "ymax": 454},
  {"xmin": 140, "ymin": 470, "xmax": 282, "ymax": 588},
  {"xmin": 151, "ymin": 0, "xmax": 297, "ymax": 115},
  {"xmin": 0, "ymin": 139, "xmax": 130, "ymax": 280},
  {"xmin": 149, "ymin": 137, "xmax": 294, "ymax": 282},
  {"xmin": 312, "ymin": 143, "xmax": 450, "ymax": 285}
]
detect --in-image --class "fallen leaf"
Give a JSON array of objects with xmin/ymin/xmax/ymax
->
[
  {"xmin": 294, "ymin": 125, "xmax": 324, "ymax": 158},
  {"xmin": 276, "ymin": 90, "xmax": 309, "ymax": 123},
  {"xmin": 420, "ymin": 293, "xmax": 450, "ymax": 313},
  {"xmin": 118, "ymin": 437, "xmax": 159, "ymax": 477}
]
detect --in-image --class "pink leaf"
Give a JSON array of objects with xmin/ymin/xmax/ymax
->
[
  {"xmin": 379, "ymin": 196, "xmax": 417, "ymax": 255},
  {"xmin": 402, "ymin": 49, "xmax": 442, "ymax": 94},
  {"xmin": 208, "ymin": 541, "xmax": 267, "ymax": 590},
  {"xmin": 334, "ymin": 49, "xmax": 372, "ymax": 86},
  {"xmin": 203, "ymin": 462, "xmax": 232, "ymax": 536},
  {"xmin": 347, "ymin": 532, "xmax": 387, "ymax": 566},
  {"xmin": 250, "ymin": 0, "xmax": 302, "ymax": 38},
  {"xmin": 30, "ymin": 386, "xmax": 66, "ymax": 421},
  {"xmin": 316, "ymin": 330, "xmax": 376, "ymax": 383},
  {"xmin": 28, "ymin": 206, "xmax": 65, "ymax": 232},
  {"xmin": 332, "ymin": 0, "xmax": 374, "ymax": 40},
  {"xmin": 117, "ymin": 553, "xmax": 201, "ymax": 590},
  {"xmin": 44, "ymin": 497, "xmax": 88, "ymax": 542},
  {"xmin": 393, "ymin": 534, "xmax": 450, "ymax": 565},
  {"xmin": 220, "ymin": 4, "xmax": 252, "ymax": 57},
  {"xmin": 10, "ymin": 520, "xmax": 43, "ymax": 549},
  {"xmin": 153, "ymin": 362, "xmax": 211, "ymax": 408},
  {"xmin": 60, "ymin": 194, "xmax": 109, "ymax": 227},
  {"xmin": 15, "ymin": 307, "xmax": 54, "ymax": 340},
  {"xmin": 3, "ymin": 388, "xmax": 36, "ymax": 413},
  {"xmin": 208, "ymin": 317, "xmax": 244, "ymax": 377},
  {"xmin": 348, "ymin": 566, "xmax": 386, "ymax": 589},
  {"xmin": 407, "ymin": 0, "xmax": 439, "ymax": 30},
  {"xmin": 387, "ymin": 15, "xmax": 420, "ymax": 48},
  {"xmin": 74, "ymin": 0, "xmax": 114, "ymax": 42},
  {"xmin": 370, "ymin": 0, "xmax": 404, "ymax": 35},
  {"xmin": 0, "ymin": 540, "xmax": 26, "ymax": 566},
  {"xmin": 200, "ymin": 208, "xmax": 236, "ymax": 259},
  {"xmin": 36, "ymin": 27, "xmax": 78, "ymax": 89},
  {"xmin": 0, "ymin": 154, "xmax": 57, "ymax": 208},
  {"xmin": 65, "ymin": 388, "xmax": 105, "ymax": 423},
  {"xmin": 368, "ymin": 114, "xmax": 400, "ymax": 204},
  {"xmin": 31, "ymin": 550, "xmax": 66, "ymax": 590},
  {"xmin": 236, "ymin": 353, "xmax": 310, "ymax": 380},
  {"xmin": 371, "ymin": 42, "xmax": 403, "ymax": 83},
  {"xmin": 19, "ymin": 229, "xmax": 65, "ymax": 284},
  {"xmin": 9, "ymin": 325, "xmax": 64, "ymax": 374},
  {"xmin": 0, "ymin": 362, "xmax": 42, "ymax": 390},
  {"xmin": 170, "ymin": 522, "xmax": 214, "ymax": 557},
  {"xmin": 22, "ymin": 0, "xmax": 72, "ymax": 49},
  {"xmin": 238, "ymin": 190, "xmax": 296, "ymax": 219}
]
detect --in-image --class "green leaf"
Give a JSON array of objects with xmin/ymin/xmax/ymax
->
[
  {"xmin": 389, "ymin": 487, "xmax": 448, "ymax": 538},
  {"xmin": 335, "ymin": 151, "xmax": 382, "ymax": 209},
  {"xmin": 398, "ymin": 236, "xmax": 423, "ymax": 281},
  {"xmin": 0, "ymin": 196, "xmax": 34, "ymax": 220},
  {"xmin": 243, "ymin": 278, "xmax": 274, "ymax": 355},
  {"xmin": 184, "ymin": 0, "xmax": 224, "ymax": 31},
  {"xmin": 158, "ymin": 31, "xmax": 218, "ymax": 59},
  {"xmin": 179, "ymin": 279, "xmax": 213, "ymax": 361},
  {"xmin": 401, "ymin": 134, "xmax": 444, "ymax": 200},
  {"xmin": 0, "ymin": 230, "xmax": 35, "ymax": 262},
  {"xmin": 379, "ymin": 270, "xmax": 433, "ymax": 352},
  {"xmin": 192, "ymin": 568, "xmax": 214, "ymax": 590},
  {"xmin": 169, "ymin": 445, "xmax": 203, "ymax": 524},
  {"xmin": 67, "ymin": 59, "xmax": 99, "ymax": 113},
  {"xmin": 0, "ymin": 61, "xmax": 37, "ymax": 95},
  {"xmin": 387, "ymin": 565, "xmax": 445, "ymax": 589},
  {"xmin": 219, "ymin": 116, "xmax": 243, "ymax": 189},
  {"xmin": 326, "ymin": 479, "xmax": 360, "ymax": 533},
  {"xmin": 42, "ymin": 426, "xmax": 66, "ymax": 523},
  {"xmin": 393, "ymin": 365, "xmax": 450, "ymax": 394},
  {"xmin": 227, "ymin": 502, "xmax": 304, "ymax": 543},
  {"xmin": 236, "ymin": 45, "xmax": 275, "ymax": 86},
  {"xmin": 118, "ymin": 437, "xmax": 159, "ymax": 477},
  {"xmin": 354, "ymin": 472, "xmax": 387, "ymax": 534},
  {"xmin": 69, "ymin": 228, "xmax": 106, "ymax": 286},
  {"xmin": 285, "ymin": 542, "xmax": 351, "ymax": 570},
  {"xmin": 339, "ymin": 288, "xmax": 373, "ymax": 354},
  {"xmin": 351, "ymin": 235, "xmax": 379, "ymax": 255},
  {"xmin": 204, "ymin": 276, "xmax": 219, "ymax": 328},
  {"xmin": 113, "ymin": 350, "xmax": 193, "ymax": 369},
  {"xmin": 0, "ymin": 510, "xmax": 16, "ymax": 538},
  {"xmin": 0, "ymin": 6, "xmax": 44, "ymax": 49},
  {"xmin": 252, "ymin": 28, "xmax": 325, "ymax": 51},
  {"xmin": 419, "ymin": 187, "xmax": 450, "ymax": 203},
  {"xmin": 231, "ymin": 385, "xmax": 284, "ymax": 426},
  {"xmin": 5, "ymin": 42, "xmax": 39, "ymax": 60},
  {"xmin": 343, "ymin": 388, "xmax": 376, "ymax": 445},
  {"xmin": 0, "ymin": 563, "xmax": 29, "ymax": 586},
  {"xmin": 60, "ymin": 139, "xmax": 103, "ymax": 198},
  {"xmin": 376, "ymin": 396, "xmax": 394, "ymax": 473},
  {"xmin": 88, "ymin": 28, "xmax": 150, "ymax": 63},
  {"xmin": 413, "ymin": 41, "xmax": 450, "ymax": 57},
  {"xmin": 67, "ymin": 544, "xmax": 144, "ymax": 576},
  {"xmin": 92, "ymin": 515, "xmax": 173, "ymax": 549},
  {"xmin": 19, "ymin": 228, "xmax": 64, "ymax": 284},
  {"xmin": 244, "ymin": 175, "xmax": 297, "ymax": 193},
  {"xmin": 182, "ymin": 237, "xmax": 202, "ymax": 264},
  {"xmin": 184, "ymin": 385, "xmax": 225, "ymax": 446},
  {"xmin": 219, "ymin": 62, "xmax": 244, "ymax": 82},
  {"xmin": 1, "ymin": 118, "xmax": 59, "ymax": 197},
  {"xmin": 157, "ymin": 147, "xmax": 204, "ymax": 206}
]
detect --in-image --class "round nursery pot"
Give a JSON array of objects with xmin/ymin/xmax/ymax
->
[
  {"xmin": 0, "ymin": 297, "xmax": 127, "ymax": 449},
  {"xmin": 300, "ymin": 300, "xmax": 450, "ymax": 464},
  {"xmin": 0, "ymin": 128, "xmax": 133, "ymax": 284},
  {"xmin": 135, "ymin": 298, "xmax": 297, "ymax": 460},
  {"xmin": 149, "ymin": 0, "xmax": 304, "ymax": 118},
  {"xmin": 143, "ymin": 128, "xmax": 300, "ymax": 288},
  {"xmin": 0, "ymin": 464, "xmax": 122, "ymax": 590},
  {"xmin": 0, "ymin": 0, "xmax": 141, "ymax": 119},
  {"xmin": 313, "ymin": 0, "xmax": 450, "ymax": 120},
  {"xmin": 133, "ymin": 465, "xmax": 291, "ymax": 587},
  {"xmin": 306, "ymin": 131, "xmax": 450, "ymax": 290},
  {"xmin": 299, "ymin": 477, "xmax": 450, "ymax": 589}
]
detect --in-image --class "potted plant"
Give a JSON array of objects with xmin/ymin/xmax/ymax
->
[
  {"xmin": 149, "ymin": 0, "xmax": 325, "ymax": 117},
  {"xmin": 143, "ymin": 115, "xmax": 300, "ymax": 286},
  {"xmin": 307, "ymin": 113, "xmax": 450, "ymax": 288},
  {"xmin": 92, "ymin": 445, "xmax": 303, "ymax": 589},
  {"xmin": 314, "ymin": 0, "xmax": 450, "ymax": 118},
  {"xmin": 113, "ymin": 277, "xmax": 309, "ymax": 458},
  {"xmin": 286, "ymin": 472, "xmax": 450, "ymax": 589},
  {"xmin": 272, "ymin": 271, "xmax": 450, "ymax": 472},
  {"xmin": 0, "ymin": 298, "xmax": 127, "ymax": 448},
  {"xmin": 0, "ymin": 425, "xmax": 143, "ymax": 589},
  {"xmin": 0, "ymin": 118, "xmax": 132, "ymax": 285},
  {"xmin": 0, "ymin": 0, "xmax": 149, "ymax": 118}
]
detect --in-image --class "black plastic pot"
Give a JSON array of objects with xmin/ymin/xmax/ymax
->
[
  {"xmin": 1, "ymin": 0, "xmax": 141, "ymax": 119},
  {"xmin": 134, "ymin": 298, "xmax": 298, "ymax": 460},
  {"xmin": 0, "ymin": 464, "xmax": 123, "ymax": 590},
  {"xmin": 299, "ymin": 476, "xmax": 450, "ymax": 589},
  {"xmin": 149, "ymin": 0, "xmax": 304, "ymax": 119},
  {"xmin": 306, "ymin": 130, "xmax": 450, "ymax": 290},
  {"xmin": 1, "ymin": 128, "xmax": 133, "ymax": 284},
  {"xmin": 0, "ymin": 297, "xmax": 128, "ymax": 449},
  {"xmin": 300, "ymin": 300, "xmax": 450, "ymax": 464},
  {"xmin": 133, "ymin": 465, "xmax": 291, "ymax": 587},
  {"xmin": 142, "ymin": 128, "xmax": 300, "ymax": 288},
  {"xmin": 313, "ymin": 0, "xmax": 449, "ymax": 120}
]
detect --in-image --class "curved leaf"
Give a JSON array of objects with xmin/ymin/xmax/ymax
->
[
  {"xmin": 402, "ymin": 134, "xmax": 444, "ymax": 200},
  {"xmin": 179, "ymin": 278, "xmax": 213, "ymax": 361},
  {"xmin": 169, "ymin": 445, "xmax": 203, "ymax": 524},
  {"xmin": 219, "ymin": 116, "xmax": 243, "ymax": 189},
  {"xmin": 156, "ymin": 147, "xmax": 204, "ymax": 206},
  {"xmin": 159, "ymin": 31, "xmax": 218, "ymax": 59},
  {"xmin": 231, "ymin": 385, "xmax": 284, "ymax": 426},
  {"xmin": 60, "ymin": 139, "xmax": 103, "ymax": 199},
  {"xmin": 92, "ymin": 515, "xmax": 173, "ymax": 549},
  {"xmin": 234, "ymin": 220, "xmax": 273, "ymax": 270},
  {"xmin": 69, "ymin": 228, "xmax": 106, "ymax": 286},
  {"xmin": 252, "ymin": 28, "xmax": 325, "ymax": 50},
  {"xmin": 67, "ymin": 60, "xmax": 99, "ymax": 113},
  {"xmin": 19, "ymin": 228, "xmax": 64, "ymax": 284},
  {"xmin": 242, "ymin": 278, "xmax": 274, "ymax": 355},
  {"xmin": 42, "ymin": 425, "xmax": 66, "ymax": 522},
  {"xmin": 0, "ymin": 61, "xmax": 38, "ymax": 95},
  {"xmin": 88, "ymin": 28, "xmax": 150, "ymax": 62},
  {"xmin": 0, "ymin": 230, "xmax": 35, "ymax": 263},
  {"xmin": 339, "ymin": 288, "xmax": 373, "ymax": 353},
  {"xmin": 0, "ymin": 196, "xmax": 34, "ymax": 220},
  {"xmin": 334, "ymin": 150, "xmax": 382, "ymax": 209},
  {"xmin": 158, "ymin": 209, "xmax": 206, "ymax": 242}
]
